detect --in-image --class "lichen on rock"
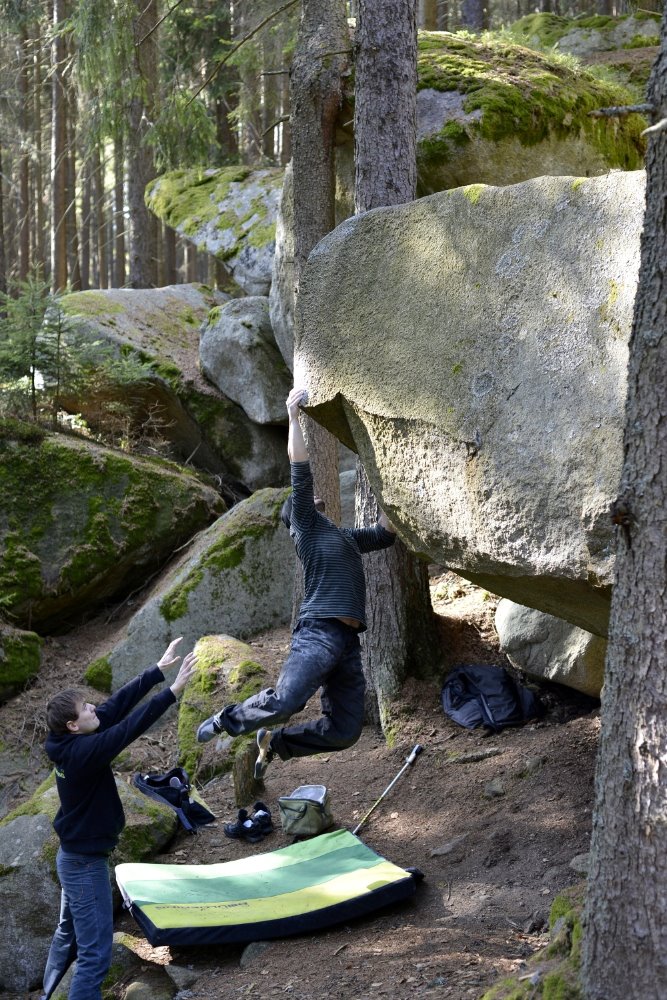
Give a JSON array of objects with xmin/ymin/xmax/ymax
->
[
  {"xmin": 146, "ymin": 167, "xmax": 284, "ymax": 296},
  {"xmin": 415, "ymin": 30, "xmax": 646, "ymax": 193}
]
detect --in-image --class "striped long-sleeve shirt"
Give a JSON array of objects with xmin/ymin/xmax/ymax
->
[{"xmin": 290, "ymin": 461, "xmax": 396, "ymax": 631}]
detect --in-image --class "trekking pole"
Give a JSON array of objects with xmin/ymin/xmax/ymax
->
[{"xmin": 352, "ymin": 744, "xmax": 424, "ymax": 836}]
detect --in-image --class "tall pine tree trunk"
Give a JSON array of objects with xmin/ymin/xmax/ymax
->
[
  {"xmin": 65, "ymin": 62, "xmax": 81, "ymax": 291},
  {"xmin": 582, "ymin": 18, "xmax": 667, "ymax": 1000},
  {"xmin": 354, "ymin": 0, "xmax": 439, "ymax": 729},
  {"xmin": 0, "ymin": 142, "xmax": 6, "ymax": 298},
  {"xmin": 80, "ymin": 156, "xmax": 91, "ymax": 289},
  {"xmin": 50, "ymin": 0, "xmax": 68, "ymax": 292},
  {"xmin": 113, "ymin": 135, "xmax": 126, "ymax": 287},
  {"xmin": 18, "ymin": 28, "xmax": 30, "ymax": 281},
  {"xmin": 128, "ymin": 0, "xmax": 158, "ymax": 288},
  {"xmin": 92, "ymin": 142, "xmax": 107, "ymax": 289},
  {"xmin": 291, "ymin": 0, "xmax": 350, "ymax": 522},
  {"xmin": 33, "ymin": 23, "xmax": 47, "ymax": 278}
]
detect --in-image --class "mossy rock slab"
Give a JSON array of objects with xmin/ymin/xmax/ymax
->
[
  {"xmin": 146, "ymin": 167, "xmax": 283, "ymax": 296},
  {"xmin": 507, "ymin": 13, "xmax": 661, "ymax": 97},
  {"xmin": 0, "ymin": 775, "xmax": 176, "ymax": 993},
  {"xmin": 107, "ymin": 487, "xmax": 295, "ymax": 692},
  {"xmin": 178, "ymin": 633, "xmax": 270, "ymax": 784},
  {"xmin": 60, "ymin": 283, "xmax": 289, "ymax": 492},
  {"xmin": 299, "ymin": 170, "xmax": 646, "ymax": 640},
  {"xmin": 0, "ymin": 622, "xmax": 42, "ymax": 702},
  {"xmin": 414, "ymin": 31, "xmax": 646, "ymax": 194},
  {"xmin": 507, "ymin": 12, "xmax": 661, "ymax": 57},
  {"xmin": 0, "ymin": 423, "xmax": 225, "ymax": 631}
]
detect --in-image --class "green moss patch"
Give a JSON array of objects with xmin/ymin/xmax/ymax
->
[
  {"xmin": 0, "ymin": 625, "xmax": 42, "ymax": 689},
  {"xmin": 178, "ymin": 635, "xmax": 269, "ymax": 779},
  {"xmin": 0, "ymin": 431, "xmax": 223, "ymax": 628},
  {"xmin": 416, "ymin": 31, "xmax": 646, "ymax": 181},
  {"xmin": 146, "ymin": 166, "xmax": 281, "ymax": 256},
  {"xmin": 84, "ymin": 655, "xmax": 112, "ymax": 693},
  {"xmin": 481, "ymin": 883, "xmax": 586, "ymax": 999},
  {"xmin": 160, "ymin": 487, "xmax": 288, "ymax": 624}
]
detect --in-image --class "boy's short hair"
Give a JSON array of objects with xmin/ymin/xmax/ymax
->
[{"xmin": 46, "ymin": 689, "xmax": 84, "ymax": 734}]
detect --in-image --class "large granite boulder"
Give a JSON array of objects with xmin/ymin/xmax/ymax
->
[
  {"xmin": 508, "ymin": 11, "xmax": 661, "ymax": 57},
  {"xmin": 199, "ymin": 296, "xmax": 291, "ymax": 424},
  {"xmin": 0, "ymin": 421, "xmax": 225, "ymax": 632},
  {"xmin": 270, "ymin": 33, "xmax": 645, "ymax": 369},
  {"xmin": 0, "ymin": 775, "xmax": 176, "ymax": 993},
  {"xmin": 146, "ymin": 167, "xmax": 283, "ymax": 296},
  {"xmin": 107, "ymin": 487, "xmax": 295, "ymax": 691},
  {"xmin": 413, "ymin": 31, "xmax": 646, "ymax": 195},
  {"xmin": 297, "ymin": 170, "xmax": 646, "ymax": 638},
  {"xmin": 507, "ymin": 12, "xmax": 661, "ymax": 97},
  {"xmin": 61, "ymin": 284, "xmax": 289, "ymax": 493},
  {"xmin": 495, "ymin": 599, "xmax": 606, "ymax": 698},
  {"xmin": 0, "ymin": 622, "xmax": 42, "ymax": 702}
]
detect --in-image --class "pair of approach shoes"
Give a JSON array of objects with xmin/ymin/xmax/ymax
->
[{"xmin": 223, "ymin": 801, "xmax": 274, "ymax": 843}]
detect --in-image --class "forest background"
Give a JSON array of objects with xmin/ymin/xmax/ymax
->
[{"xmin": 0, "ymin": 0, "xmax": 661, "ymax": 305}]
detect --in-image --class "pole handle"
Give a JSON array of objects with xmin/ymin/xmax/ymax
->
[{"xmin": 406, "ymin": 743, "xmax": 423, "ymax": 766}]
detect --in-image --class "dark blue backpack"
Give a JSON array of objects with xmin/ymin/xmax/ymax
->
[
  {"xmin": 441, "ymin": 664, "xmax": 543, "ymax": 734},
  {"xmin": 133, "ymin": 766, "xmax": 216, "ymax": 833}
]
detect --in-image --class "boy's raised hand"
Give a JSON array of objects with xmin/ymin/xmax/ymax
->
[
  {"xmin": 169, "ymin": 651, "xmax": 198, "ymax": 697},
  {"xmin": 157, "ymin": 637, "xmax": 184, "ymax": 670}
]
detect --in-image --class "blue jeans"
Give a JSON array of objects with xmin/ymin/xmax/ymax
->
[
  {"xmin": 218, "ymin": 618, "xmax": 365, "ymax": 759},
  {"xmin": 41, "ymin": 848, "xmax": 113, "ymax": 1000}
]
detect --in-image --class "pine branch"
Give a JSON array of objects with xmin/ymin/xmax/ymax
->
[
  {"xmin": 262, "ymin": 114, "xmax": 290, "ymax": 137},
  {"xmin": 136, "ymin": 0, "xmax": 187, "ymax": 47},
  {"xmin": 185, "ymin": 0, "xmax": 300, "ymax": 108}
]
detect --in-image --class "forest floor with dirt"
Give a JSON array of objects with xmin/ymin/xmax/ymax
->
[{"xmin": 3, "ymin": 570, "xmax": 600, "ymax": 1000}]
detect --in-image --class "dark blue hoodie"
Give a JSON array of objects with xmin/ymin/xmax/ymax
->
[{"xmin": 45, "ymin": 666, "xmax": 176, "ymax": 856}]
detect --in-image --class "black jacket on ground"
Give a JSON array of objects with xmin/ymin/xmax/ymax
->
[{"xmin": 45, "ymin": 667, "xmax": 175, "ymax": 855}]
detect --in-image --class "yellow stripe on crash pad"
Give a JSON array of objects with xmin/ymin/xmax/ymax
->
[
  {"xmin": 140, "ymin": 860, "xmax": 406, "ymax": 929},
  {"xmin": 118, "ymin": 828, "xmax": 361, "ymax": 885}
]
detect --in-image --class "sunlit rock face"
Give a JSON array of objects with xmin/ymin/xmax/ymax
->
[{"xmin": 297, "ymin": 170, "xmax": 645, "ymax": 637}]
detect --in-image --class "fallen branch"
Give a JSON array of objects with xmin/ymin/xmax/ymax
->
[
  {"xmin": 447, "ymin": 748, "xmax": 501, "ymax": 764},
  {"xmin": 588, "ymin": 103, "xmax": 654, "ymax": 118}
]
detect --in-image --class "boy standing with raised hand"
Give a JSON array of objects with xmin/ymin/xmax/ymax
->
[{"xmin": 40, "ymin": 637, "xmax": 197, "ymax": 1000}]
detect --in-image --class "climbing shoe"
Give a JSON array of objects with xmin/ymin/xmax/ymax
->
[
  {"xmin": 196, "ymin": 712, "xmax": 224, "ymax": 743},
  {"xmin": 223, "ymin": 808, "xmax": 264, "ymax": 843}
]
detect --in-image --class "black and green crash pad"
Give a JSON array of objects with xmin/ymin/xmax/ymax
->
[{"xmin": 115, "ymin": 828, "xmax": 419, "ymax": 946}]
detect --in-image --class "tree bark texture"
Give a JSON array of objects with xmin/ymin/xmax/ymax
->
[
  {"xmin": 354, "ymin": 0, "xmax": 439, "ymax": 728},
  {"xmin": 114, "ymin": 136, "xmax": 126, "ymax": 287},
  {"xmin": 289, "ymin": 0, "xmax": 350, "ymax": 619},
  {"xmin": 32, "ymin": 24, "xmax": 47, "ymax": 278},
  {"xmin": 0, "ymin": 142, "xmax": 6, "ymax": 298},
  {"xmin": 50, "ymin": 0, "xmax": 68, "ymax": 292},
  {"xmin": 128, "ymin": 0, "xmax": 158, "ymax": 288},
  {"xmin": 581, "ymin": 19, "xmax": 667, "ymax": 1000},
  {"xmin": 18, "ymin": 28, "xmax": 30, "ymax": 281},
  {"xmin": 92, "ymin": 143, "xmax": 107, "ymax": 289},
  {"xmin": 354, "ymin": 0, "xmax": 417, "ymax": 213}
]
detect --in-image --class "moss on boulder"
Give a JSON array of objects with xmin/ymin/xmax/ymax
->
[
  {"xmin": 178, "ymin": 634, "xmax": 269, "ymax": 781},
  {"xmin": 506, "ymin": 13, "xmax": 661, "ymax": 97},
  {"xmin": 83, "ymin": 655, "xmax": 113, "ymax": 693},
  {"xmin": 61, "ymin": 284, "xmax": 289, "ymax": 492},
  {"xmin": 0, "ymin": 622, "xmax": 42, "ymax": 702},
  {"xmin": 482, "ymin": 884, "xmax": 585, "ymax": 999},
  {"xmin": 146, "ymin": 167, "xmax": 283, "ymax": 296},
  {"xmin": 106, "ymin": 486, "xmax": 294, "ymax": 691},
  {"xmin": 415, "ymin": 31, "xmax": 646, "ymax": 193},
  {"xmin": 0, "ymin": 424, "xmax": 225, "ymax": 631}
]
